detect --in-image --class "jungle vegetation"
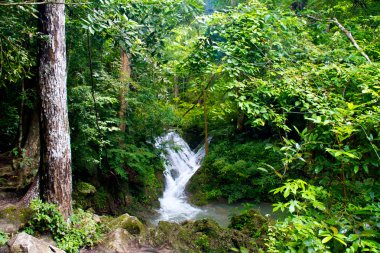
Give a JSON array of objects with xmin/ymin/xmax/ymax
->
[{"xmin": 0, "ymin": 0, "xmax": 379, "ymax": 252}]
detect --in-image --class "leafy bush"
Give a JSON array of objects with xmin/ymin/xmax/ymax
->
[
  {"xmin": 188, "ymin": 138, "xmax": 282, "ymax": 204},
  {"xmin": 265, "ymin": 180, "xmax": 380, "ymax": 252},
  {"xmin": 25, "ymin": 199, "xmax": 103, "ymax": 253}
]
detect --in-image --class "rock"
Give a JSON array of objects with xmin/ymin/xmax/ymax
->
[
  {"xmin": 38, "ymin": 234, "xmax": 57, "ymax": 248},
  {"xmin": 0, "ymin": 205, "xmax": 32, "ymax": 234},
  {"xmin": 86, "ymin": 228, "xmax": 169, "ymax": 253},
  {"xmin": 99, "ymin": 228, "xmax": 134, "ymax": 252},
  {"xmin": 229, "ymin": 209, "xmax": 268, "ymax": 237},
  {"xmin": 0, "ymin": 220, "xmax": 19, "ymax": 234},
  {"xmin": 109, "ymin": 214, "xmax": 145, "ymax": 235},
  {"xmin": 0, "ymin": 245, "xmax": 10, "ymax": 253},
  {"xmin": 92, "ymin": 214, "xmax": 101, "ymax": 224},
  {"xmin": 143, "ymin": 219, "xmax": 256, "ymax": 252},
  {"xmin": 76, "ymin": 182, "xmax": 96, "ymax": 195},
  {"xmin": 8, "ymin": 232, "xmax": 65, "ymax": 253}
]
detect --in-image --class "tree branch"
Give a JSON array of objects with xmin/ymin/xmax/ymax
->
[
  {"xmin": 182, "ymin": 74, "xmax": 217, "ymax": 118},
  {"xmin": 303, "ymin": 15, "xmax": 372, "ymax": 63},
  {"xmin": 329, "ymin": 18, "xmax": 371, "ymax": 63}
]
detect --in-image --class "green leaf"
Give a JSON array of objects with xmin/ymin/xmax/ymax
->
[
  {"xmin": 322, "ymin": 236, "xmax": 333, "ymax": 244},
  {"xmin": 330, "ymin": 226, "xmax": 338, "ymax": 235}
]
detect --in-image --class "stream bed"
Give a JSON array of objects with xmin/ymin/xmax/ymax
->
[{"xmin": 151, "ymin": 131, "xmax": 273, "ymax": 227}]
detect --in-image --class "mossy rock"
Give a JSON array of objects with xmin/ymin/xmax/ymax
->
[
  {"xmin": 0, "ymin": 205, "xmax": 32, "ymax": 225},
  {"xmin": 76, "ymin": 181, "xmax": 96, "ymax": 195},
  {"xmin": 229, "ymin": 209, "xmax": 268, "ymax": 238},
  {"xmin": 143, "ymin": 219, "xmax": 256, "ymax": 252},
  {"xmin": 144, "ymin": 221, "xmax": 197, "ymax": 252},
  {"xmin": 0, "ymin": 205, "xmax": 33, "ymax": 234},
  {"xmin": 108, "ymin": 213, "xmax": 145, "ymax": 235}
]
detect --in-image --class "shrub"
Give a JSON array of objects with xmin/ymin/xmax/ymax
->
[{"xmin": 25, "ymin": 199, "xmax": 103, "ymax": 253}]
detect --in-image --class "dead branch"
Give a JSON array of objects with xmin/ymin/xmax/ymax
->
[
  {"xmin": 329, "ymin": 18, "xmax": 371, "ymax": 63},
  {"xmin": 303, "ymin": 15, "xmax": 371, "ymax": 63}
]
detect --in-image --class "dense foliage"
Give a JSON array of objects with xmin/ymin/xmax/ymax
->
[
  {"xmin": 188, "ymin": 138, "xmax": 282, "ymax": 204},
  {"xmin": 0, "ymin": 0, "xmax": 379, "ymax": 252}
]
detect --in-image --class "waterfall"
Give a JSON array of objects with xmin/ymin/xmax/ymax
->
[{"xmin": 155, "ymin": 131, "xmax": 205, "ymax": 222}]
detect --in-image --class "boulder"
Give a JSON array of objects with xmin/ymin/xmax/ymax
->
[
  {"xmin": 98, "ymin": 228, "xmax": 134, "ymax": 253},
  {"xmin": 84, "ymin": 228, "xmax": 168, "ymax": 253},
  {"xmin": 8, "ymin": 232, "xmax": 65, "ymax": 253},
  {"xmin": 0, "ymin": 205, "xmax": 32, "ymax": 234},
  {"xmin": 108, "ymin": 214, "xmax": 145, "ymax": 235},
  {"xmin": 0, "ymin": 220, "xmax": 18, "ymax": 234},
  {"xmin": 0, "ymin": 245, "xmax": 9, "ymax": 253},
  {"xmin": 143, "ymin": 219, "xmax": 256, "ymax": 252},
  {"xmin": 228, "ymin": 209, "xmax": 268, "ymax": 237}
]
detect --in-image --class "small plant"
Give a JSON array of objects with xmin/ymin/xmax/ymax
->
[
  {"xmin": 25, "ymin": 199, "xmax": 103, "ymax": 253},
  {"xmin": 195, "ymin": 234, "xmax": 210, "ymax": 252},
  {"xmin": 0, "ymin": 231, "xmax": 9, "ymax": 246}
]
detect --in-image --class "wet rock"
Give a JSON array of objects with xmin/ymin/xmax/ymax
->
[{"xmin": 8, "ymin": 232, "xmax": 65, "ymax": 253}]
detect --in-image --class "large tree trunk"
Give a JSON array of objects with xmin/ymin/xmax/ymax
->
[
  {"xmin": 119, "ymin": 49, "xmax": 131, "ymax": 133},
  {"xmin": 38, "ymin": 0, "xmax": 72, "ymax": 219}
]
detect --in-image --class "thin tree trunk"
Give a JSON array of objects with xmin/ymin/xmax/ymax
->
[
  {"xmin": 17, "ymin": 80, "xmax": 24, "ymax": 149},
  {"xmin": 204, "ymin": 89, "xmax": 209, "ymax": 155},
  {"xmin": 236, "ymin": 113, "xmax": 244, "ymax": 132},
  {"xmin": 174, "ymin": 77, "xmax": 179, "ymax": 98},
  {"xmin": 38, "ymin": 0, "xmax": 72, "ymax": 219},
  {"xmin": 119, "ymin": 49, "xmax": 131, "ymax": 133}
]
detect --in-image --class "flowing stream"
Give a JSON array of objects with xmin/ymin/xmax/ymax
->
[
  {"xmin": 154, "ymin": 131, "xmax": 205, "ymax": 222},
  {"xmin": 153, "ymin": 131, "xmax": 273, "ymax": 226}
]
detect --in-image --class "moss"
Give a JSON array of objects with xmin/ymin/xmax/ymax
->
[
  {"xmin": 228, "ymin": 209, "xmax": 269, "ymax": 249},
  {"xmin": 108, "ymin": 213, "xmax": 145, "ymax": 235},
  {"xmin": 76, "ymin": 181, "xmax": 96, "ymax": 195},
  {"xmin": 143, "ymin": 219, "xmax": 257, "ymax": 252},
  {"xmin": 229, "ymin": 209, "xmax": 268, "ymax": 237},
  {"xmin": 0, "ymin": 205, "xmax": 32, "ymax": 225}
]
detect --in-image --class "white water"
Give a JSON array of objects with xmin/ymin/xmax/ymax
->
[{"xmin": 154, "ymin": 131, "xmax": 205, "ymax": 222}]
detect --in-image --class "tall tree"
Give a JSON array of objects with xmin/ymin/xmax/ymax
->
[
  {"xmin": 38, "ymin": 0, "xmax": 72, "ymax": 219},
  {"xmin": 119, "ymin": 49, "xmax": 131, "ymax": 134}
]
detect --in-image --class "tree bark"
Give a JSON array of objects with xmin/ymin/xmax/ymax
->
[
  {"xmin": 119, "ymin": 49, "xmax": 131, "ymax": 133},
  {"xmin": 38, "ymin": 0, "xmax": 72, "ymax": 219},
  {"xmin": 174, "ymin": 77, "xmax": 179, "ymax": 98}
]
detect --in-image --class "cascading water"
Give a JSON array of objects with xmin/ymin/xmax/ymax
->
[{"xmin": 155, "ymin": 131, "xmax": 205, "ymax": 222}]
